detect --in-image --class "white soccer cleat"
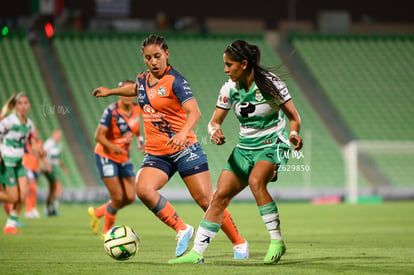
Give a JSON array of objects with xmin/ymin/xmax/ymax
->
[
  {"xmin": 175, "ymin": 224, "xmax": 194, "ymax": 257},
  {"xmin": 233, "ymin": 241, "xmax": 249, "ymax": 259}
]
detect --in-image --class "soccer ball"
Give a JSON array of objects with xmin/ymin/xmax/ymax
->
[{"xmin": 103, "ymin": 225, "xmax": 140, "ymax": 261}]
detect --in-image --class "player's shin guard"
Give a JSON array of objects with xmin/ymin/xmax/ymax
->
[
  {"xmin": 102, "ymin": 204, "xmax": 118, "ymax": 234},
  {"xmin": 152, "ymin": 195, "xmax": 187, "ymax": 232}
]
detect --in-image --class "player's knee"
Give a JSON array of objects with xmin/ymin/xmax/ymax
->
[
  {"xmin": 135, "ymin": 186, "xmax": 154, "ymax": 202},
  {"xmin": 194, "ymin": 196, "xmax": 211, "ymax": 211},
  {"xmin": 125, "ymin": 194, "xmax": 136, "ymax": 206},
  {"xmin": 211, "ymin": 191, "xmax": 231, "ymax": 209},
  {"xmin": 7, "ymin": 192, "xmax": 19, "ymax": 204},
  {"xmin": 248, "ymin": 175, "xmax": 267, "ymax": 191}
]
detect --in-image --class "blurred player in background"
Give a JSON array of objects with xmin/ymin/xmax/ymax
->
[
  {"xmin": 23, "ymin": 127, "xmax": 45, "ymax": 219},
  {"xmin": 42, "ymin": 129, "xmax": 68, "ymax": 217},
  {"xmin": 88, "ymin": 80, "xmax": 144, "ymax": 238},
  {"xmin": 169, "ymin": 40, "xmax": 303, "ymax": 264},
  {"xmin": 93, "ymin": 34, "xmax": 249, "ymax": 259},
  {"xmin": 0, "ymin": 92, "xmax": 39, "ymax": 234}
]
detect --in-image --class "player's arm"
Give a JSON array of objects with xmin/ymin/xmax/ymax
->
[
  {"xmin": 135, "ymin": 121, "xmax": 145, "ymax": 152},
  {"xmin": 166, "ymin": 99, "xmax": 201, "ymax": 150},
  {"xmin": 28, "ymin": 133, "xmax": 41, "ymax": 156},
  {"xmin": 93, "ymin": 83, "xmax": 137, "ymax": 97},
  {"xmin": 280, "ymin": 100, "xmax": 303, "ymax": 151},
  {"xmin": 208, "ymin": 107, "xmax": 229, "ymax": 145},
  {"xmin": 59, "ymin": 158, "xmax": 69, "ymax": 175},
  {"xmin": 95, "ymin": 126, "xmax": 125, "ymax": 154}
]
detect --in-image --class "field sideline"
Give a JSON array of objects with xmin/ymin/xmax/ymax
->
[{"xmin": 1, "ymin": 201, "xmax": 413, "ymax": 274}]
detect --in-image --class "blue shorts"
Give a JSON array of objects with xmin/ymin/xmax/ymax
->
[
  {"xmin": 25, "ymin": 169, "xmax": 39, "ymax": 181},
  {"xmin": 140, "ymin": 142, "xmax": 209, "ymax": 179},
  {"xmin": 95, "ymin": 154, "xmax": 135, "ymax": 178}
]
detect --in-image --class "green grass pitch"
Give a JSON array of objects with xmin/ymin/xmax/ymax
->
[{"xmin": 1, "ymin": 201, "xmax": 413, "ymax": 274}]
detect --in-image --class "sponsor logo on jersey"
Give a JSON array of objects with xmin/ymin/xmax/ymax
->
[
  {"xmin": 263, "ymin": 139, "xmax": 273, "ymax": 144},
  {"xmin": 117, "ymin": 117, "xmax": 126, "ymax": 124},
  {"xmin": 143, "ymin": 104, "xmax": 156, "ymax": 113},
  {"xmin": 148, "ymin": 88, "xmax": 157, "ymax": 98},
  {"xmin": 138, "ymin": 84, "xmax": 145, "ymax": 91},
  {"xmin": 119, "ymin": 124, "xmax": 128, "ymax": 132},
  {"xmin": 138, "ymin": 93, "xmax": 146, "ymax": 103}
]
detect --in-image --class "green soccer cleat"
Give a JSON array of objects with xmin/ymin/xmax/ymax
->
[
  {"xmin": 168, "ymin": 250, "xmax": 204, "ymax": 264},
  {"xmin": 263, "ymin": 239, "xmax": 286, "ymax": 265}
]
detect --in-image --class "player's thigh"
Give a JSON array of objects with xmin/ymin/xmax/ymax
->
[
  {"xmin": 135, "ymin": 166, "xmax": 169, "ymax": 194},
  {"xmin": 182, "ymin": 171, "xmax": 213, "ymax": 209},
  {"xmin": 214, "ymin": 169, "xmax": 247, "ymax": 203},
  {"xmin": 102, "ymin": 176, "xmax": 124, "ymax": 201},
  {"xmin": 249, "ymin": 160, "xmax": 275, "ymax": 187},
  {"xmin": 1, "ymin": 185, "xmax": 19, "ymax": 203},
  {"xmin": 17, "ymin": 175, "xmax": 28, "ymax": 200},
  {"xmin": 119, "ymin": 176, "xmax": 136, "ymax": 202}
]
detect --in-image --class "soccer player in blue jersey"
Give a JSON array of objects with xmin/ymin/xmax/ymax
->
[{"xmin": 169, "ymin": 39, "xmax": 303, "ymax": 265}]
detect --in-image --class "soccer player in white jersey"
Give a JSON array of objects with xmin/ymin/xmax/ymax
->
[
  {"xmin": 42, "ymin": 129, "xmax": 68, "ymax": 216},
  {"xmin": 169, "ymin": 40, "xmax": 303, "ymax": 265},
  {"xmin": 0, "ymin": 93, "xmax": 39, "ymax": 234}
]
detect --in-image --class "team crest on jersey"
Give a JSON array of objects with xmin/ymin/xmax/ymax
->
[
  {"xmin": 255, "ymin": 90, "xmax": 264, "ymax": 101},
  {"xmin": 158, "ymin": 86, "xmax": 166, "ymax": 96}
]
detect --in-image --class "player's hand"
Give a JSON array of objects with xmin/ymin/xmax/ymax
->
[
  {"xmin": 93, "ymin": 87, "xmax": 111, "ymax": 97},
  {"xmin": 210, "ymin": 128, "xmax": 226, "ymax": 145},
  {"xmin": 137, "ymin": 143, "xmax": 145, "ymax": 153},
  {"xmin": 289, "ymin": 134, "xmax": 303, "ymax": 151},
  {"xmin": 111, "ymin": 145, "xmax": 126, "ymax": 155},
  {"xmin": 166, "ymin": 133, "xmax": 187, "ymax": 150}
]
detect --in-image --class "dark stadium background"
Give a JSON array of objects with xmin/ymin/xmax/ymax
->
[{"xmin": 1, "ymin": 0, "xmax": 413, "ymax": 203}]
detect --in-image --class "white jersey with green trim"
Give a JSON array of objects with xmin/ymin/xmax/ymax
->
[
  {"xmin": 216, "ymin": 73, "xmax": 291, "ymax": 150},
  {"xmin": 43, "ymin": 138, "xmax": 63, "ymax": 166},
  {"xmin": 0, "ymin": 113, "xmax": 35, "ymax": 166}
]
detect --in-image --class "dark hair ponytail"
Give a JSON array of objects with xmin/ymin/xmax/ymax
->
[{"xmin": 225, "ymin": 40, "xmax": 282, "ymax": 99}]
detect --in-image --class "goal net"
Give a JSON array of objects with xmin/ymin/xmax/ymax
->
[{"xmin": 343, "ymin": 140, "xmax": 414, "ymax": 204}]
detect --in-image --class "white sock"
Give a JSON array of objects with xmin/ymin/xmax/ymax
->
[
  {"xmin": 193, "ymin": 225, "xmax": 219, "ymax": 255},
  {"xmin": 6, "ymin": 211, "xmax": 18, "ymax": 227},
  {"xmin": 261, "ymin": 212, "xmax": 283, "ymax": 241}
]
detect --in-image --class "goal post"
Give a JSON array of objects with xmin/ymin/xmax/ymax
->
[{"xmin": 343, "ymin": 140, "xmax": 414, "ymax": 204}]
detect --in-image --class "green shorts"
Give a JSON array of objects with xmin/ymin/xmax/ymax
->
[
  {"xmin": 223, "ymin": 143, "xmax": 290, "ymax": 184},
  {"xmin": 0, "ymin": 161, "xmax": 26, "ymax": 187},
  {"xmin": 44, "ymin": 165, "xmax": 59, "ymax": 182}
]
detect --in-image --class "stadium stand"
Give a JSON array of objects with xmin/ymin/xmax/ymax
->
[
  {"xmin": 0, "ymin": 33, "xmax": 85, "ymax": 191},
  {"xmin": 291, "ymin": 34, "xmax": 414, "ymax": 189},
  {"xmin": 7, "ymin": 31, "xmax": 410, "ymax": 201}
]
